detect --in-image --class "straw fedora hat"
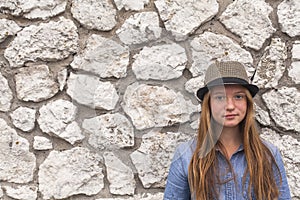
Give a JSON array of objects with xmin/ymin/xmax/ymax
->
[{"xmin": 196, "ymin": 61, "xmax": 259, "ymax": 101}]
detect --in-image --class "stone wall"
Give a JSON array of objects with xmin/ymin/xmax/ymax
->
[{"xmin": 0, "ymin": 0, "xmax": 299, "ymax": 199}]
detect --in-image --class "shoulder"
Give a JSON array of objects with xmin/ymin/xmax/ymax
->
[
  {"xmin": 261, "ymin": 139, "xmax": 280, "ymax": 155},
  {"xmin": 171, "ymin": 137, "xmax": 197, "ymax": 165}
]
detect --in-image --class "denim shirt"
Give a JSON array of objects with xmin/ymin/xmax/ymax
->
[{"xmin": 164, "ymin": 138, "xmax": 291, "ymax": 200}]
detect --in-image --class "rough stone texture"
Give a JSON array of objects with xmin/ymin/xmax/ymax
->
[
  {"xmin": 122, "ymin": 83, "xmax": 198, "ymax": 130},
  {"xmin": 38, "ymin": 147, "xmax": 104, "ymax": 199},
  {"xmin": 130, "ymin": 131, "xmax": 189, "ymax": 188},
  {"xmin": 116, "ymin": 12, "xmax": 162, "ymax": 45},
  {"xmin": 289, "ymin": 62, "xmax": 300, "ymax": 84},
  {"xmin": 220, "ymin": 0, "xmax": 275, "ymax": 50},
  {"xmin": 82, "ymin": 113, "xmax": 134, "ymax": 150},
  {"xmin": 3, "ymin": 185, "xmax": 38, "ymax": 200},
  {"xmin": 0, "ymin": 18, "xmax": 21, "ymax": 43},
  {"xmin": 33, "ymin": 136, "xmax": 53, "ymax": 150},
  {"xmin": 292, "ymin": 41, "xmax": 300, "ymax": 60},
  {"xmin": 4, "ymin": 17, "xmax": 78, "ymax": 68},
  {"xmin": 0, "ymin": 0, "xmax": 66, "ymax": 19},
  {"xmin": 0, "ymin": 188, "xmax": 2, "ymax": 198},
  {"xmin": 37, "ymin": 99, "xmax": 85, "ymax": 145},
  {"xmin": 262, "ymin": 87, "xmax": 300, "ymax": 133},
  {"xmin": 10, "ymin": 106, "xmax": 36, "ymax": 132},
  {"xmin": 96, "ymin": 193, "xmax": 164, "ymax": 200},
  {"xmin": 260, "ymin": 128, "xmax": 300, "ymax": 198},
  {"xmin": 104, "ymin": 152, "xmax": 135, "ymax": 195},
  {"xmin": 185, "ymin": 75, "xmax": 205, "ymax": 96},
  {"xmin": 255, "ymin": 104, "xmax": 271, "ymax": 127},
  {"xmin": 278, "ymin": 0, "xmax": 300, "ymax": 37},
  {"xmin": 132, "ymin": 43, "xmax": 187, "ymax": 80},
  {"xmin": 0, "ymin": 72, "xmax": 13, "ymax": 112},
  {"xmin": 71, "ymin": 35, "xmax": 129, "ymax": 78},
  {"xmin": 71, "ymin": 0, "xmax": 117, "ymax": 31},
  {"xmin": 114, "ymin": 0, "xmax": 149, "ymax": 11},
  {"xmin": 15, "ymin": 65, "xmax": 59, "ymax": 102},
  {"xmin": 253, "ymin": 38, "xmax": 287, "ymax": 88},
  {"xmin": 155, "ymin": 0, "xmax": 218, "ymax": 41},
  {"xmin": 57, "ymin": 68, "xmax": 68, "ymax": 91},
  {"xmin": 67, "ymin": 73, "xmax": 119, "ymax": 110},
  {"xmin": 0, "ymin": 118, "xmax": 36, "ymax": 183}
]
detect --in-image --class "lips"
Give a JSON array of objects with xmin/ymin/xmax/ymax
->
[{"xmin": 224, "ymin": 114, "xmax": 238, "ymax": 118}]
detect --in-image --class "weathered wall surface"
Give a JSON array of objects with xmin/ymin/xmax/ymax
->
[{"xmin": 0, "ymin": 0, "xmax": 299, "ymax": 199}]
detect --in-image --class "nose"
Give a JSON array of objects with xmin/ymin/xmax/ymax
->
[{"xmin": 225, "ymin": 98, "xmax": 235, "ymax": 110}]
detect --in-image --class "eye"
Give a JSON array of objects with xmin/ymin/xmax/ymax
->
[
  {"xmin": 234, "ymin": 94, "xmax": 246, "ymax": 100},
  {"xmin": 214, "ymin": 95, "xmax": 226, "ymax": 101}
]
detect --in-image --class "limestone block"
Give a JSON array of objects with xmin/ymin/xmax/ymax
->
[
  {"xmin": 15, "ymin": 65, "xmax": 59, "ymax": 102},
  {"xmin": 96, "ymin": 193, "xmax": 164, "ymax": 200},
  {"xmin": 57, "ymin": 68, "xmax": 68, "ymax": 91},
  {"xmin": 104, "ymin": 152, "xmax": 136, "ymax": 195},
  {"xmin": 10, "ymin": 106, "xmax": 36, "ymax": 132},
  {"xmin": 262, "ymin": 87, "xmax": 300, "ymax": 133},
  {"xmin": 132, "ymin": 43, "xmax": 187, "ymax": 80},
  {"xmin": 130, "ymin": 131, "xmax": 189, "ymax": 188},
  {"xmin": 278, "ymin": 0, "xmax": 300, "ymax": 37},
  {"xmin": 33, "ymin": 136, "xmax": 53, "ymax": 150},
  {"xmin": 254, "ymin": 104, "xmax": 271, "ymax": 126},
  {"xmin": 220, "ymin": 0, "xmax": 275, "ymax": 50},
  {"xmin": 0, "ymin": 72, "xmax": 13, "ymax": 112},
  {"xmin": 67, "ymin": 73, "xmax": 119, "ymax": 110},
  {"xmin": 37, "ymin": 99, "xmax": 85, "ymax": 145},
  {"xmin": 116, "ymin": 12, "xmax": 162, "ymax": 45},
  {"xmin": 189, "ymin": 32, "xmax": 253, "ymax": 78},
  {"xmin": 289, "ymin": 61, "xmax": 300, "ymax": 84},
  {"xmin": 253, "ymin": 38, "xmax": 287, "ymax": 88},
  {"xmin": 4, "ymin": 17, "xmax": 78, "ymax": 68},
  {"xmin": 82, "ymin": 113, "xmax": 134, "ymax": 150},
  {"xmin": 38, "ymin": 147, "xmax": 104, "ymax": 199},
  {"xmin": 292, "ymin": 41, "xmax": 300, "ymax": 60},
  {"xmin": 0, "ymin": 118, "xmax": 36, "ymax": 183},
  {"xmin": 0, "ymin": 0, "xmax": 66, "ymax": 19},
  {"xmin": 3, "ymin": 185, "xmax": 37, "ymax": 200},
  {"xmin": 260, "ymin": 128, "xmax": 300, "ymax": 198},
  {"xmin": 114, "ymin": 0, "xmax": 149, "ymax": 11},
  {"xmin": 155, "ymin": 0, "xmax": 218, "ymax": 41},
  {"xmin": 71, "ymin": 0, "xmax": 117, "ymax": 31},
  {"xmin": 122, "ymin": 83, "xmax": 198, "ymax": 130},
  {"xmin": 185, "ymin": 76, "xmax": 205, "ymax": 96},
  {"xmin": 0, "ymin": 18, "xmax": 21, "ymax": 43},
  {"xmin": 71, "ymin": 35, "xmax": 129, "ymax": 78}
]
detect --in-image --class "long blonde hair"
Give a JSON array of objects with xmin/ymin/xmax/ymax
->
[{"xmin": 188, "ymin": 89, "xmax": 281, "ymax": 200}]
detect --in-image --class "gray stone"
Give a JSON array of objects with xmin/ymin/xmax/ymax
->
[
  {"xmin": 155, "ymin": 0, "xmax": 218, "ymax": 41},
  {"xmin": 220, "ymin": 0, "xmax": 275, "ymax": 50},
  {"xmin": 71, "ymin": 0, "xmax": 117, "ymax": 31},
  {"xmin": 260, "ymin": 128, "xmax": 300, "ymax": 198},
  {"xmin": 38, "ymin": 147, "xmax": 104, "ymax": 199},
  {"xmin": 33, "ymin": 136, "xmax": 53, "ymax": 150},
  {"xmin": 185, "ymin": 76, "xmax": 205, "ymax": 96},
  {"xmin": 189, "ymin": 31, "xmax": 253, "ymax": 77},
  {"xmin": 82, "ymin": 113, "xmax": 134, "ymax": 150},
  {"xmin": 57, "ymin": 68, "xmax": 68, "ymax": 91},
  {"xmin": 0, "ymin": 118, "xmax": 36, "ymax": 183},
  {"xmin": 116, "ymin": 12, "xmax": 162, "ymax": 45},
  {"xmin": 0, "ymin": 19, "xmax": 21, "ymax": 43},
  {"xmin": 262, "ymin": 87, "xmax": 300, "ymax": 133},
  {"xmin": 3, "ymin": 185, "xmax": 37, "ymax": 200},
  {"xmin": 104, "ymin": 152, "xmax": 135, "ymax": 195},
  {"xmin": 96, "ymin": 193, "xmax": 164, "ymax": 200},
  {"xmin": 253, "ymin": 38, "xmax": 287, "ymax": 88},
  {"xmin": 278, "ymin": 0, "xmax": 300, "ymax": 37},
  {"xmin": 289, "ymin": 61, "xmax": 300, "ymax": 84},
  {"xmin": 15, "ymin": 65, "xmax": 59, "ymax": 102},
  {"xmin": 122, "ymin": 83, "xmax": 198, "ymax": 130},
  {"xmin": 114, "ymin": 0, "xmax": 149, "ymax": 11},
  {"xmin": 67, "ymin": 73, "xmax": 119, "ymax": 110},
  {"xmin": 132, "ymin": 43, "xmax": 187, "ymax": 80},
  {"xmin": 37, "ymin": 99, "xmax": 85, "ymax": 145},
  {"xmin": 0, "ymin": 72, "xmax": 13, "ymax": 112},
  {"xmin": 292, "ymin": 41, "xmax": 300, "ymax": 60},
  {"xmin": 4, "ymin": 17, "xmax": 78, "ymax": 68},
  {"xmin": 10, "ymin": 106, "xmax": 36, "ymax": 132},
  {"xmin": 255, "ymin": 104, "xmax": 271, "ymax": 126},
  {"xmin": 0, "ymin": 0, "xmax": 66, "ymax": 19},
  {"xmin": 71, "ymin": 35, "xmax": 129, "ymax": 78},
  {"xmin": 130, "ymin": 131, "xmax": 189, "ymax": 188}
]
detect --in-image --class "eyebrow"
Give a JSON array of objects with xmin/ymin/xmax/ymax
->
[{"xmin": 211, "ymin": 90, "xmax": 246, "ymax": 95}]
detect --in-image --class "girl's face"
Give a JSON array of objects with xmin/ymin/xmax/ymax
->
[{"xmin": 210, "ymin": 85, "xmax": 248, "ymax": 128}]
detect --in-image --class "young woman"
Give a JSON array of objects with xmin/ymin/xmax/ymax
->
[{"xmin": 164, "ymin": 61, "xmax": 291, "ymax": 200}]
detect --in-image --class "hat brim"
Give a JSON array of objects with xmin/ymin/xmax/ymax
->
[{"xmin": 196, "ymin": 77, "xmax": 259, "ymax": 101}]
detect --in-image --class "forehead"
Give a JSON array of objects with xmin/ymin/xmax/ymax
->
[{"xmin": 210, "ymin": 84, "xmax": 247, "ymax": 94}]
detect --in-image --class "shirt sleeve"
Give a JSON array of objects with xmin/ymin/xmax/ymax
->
[
  {"xmin": 273, "ymin": 147, "xmax": 292, "ymax": 200},
  {"xmin": 164, "ymin": 145, "xmax": 191, "ymax": 200}
]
